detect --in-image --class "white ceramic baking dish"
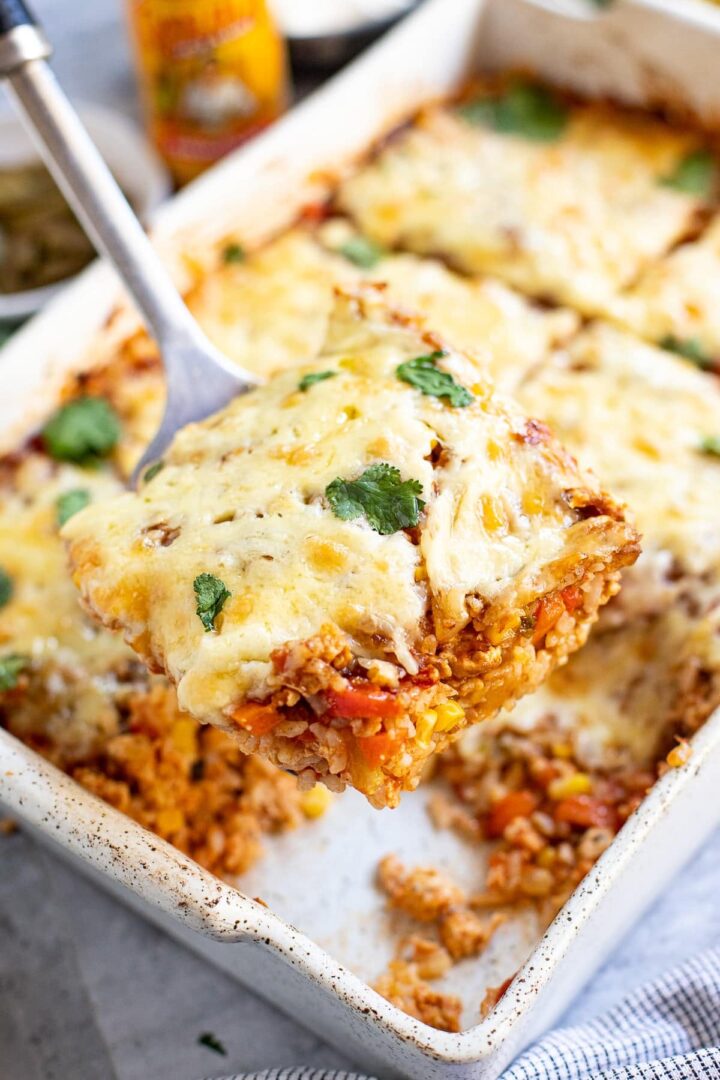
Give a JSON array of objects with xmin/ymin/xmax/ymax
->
[{"xmin": 2, "ymin": 1, "xmax": 720, "ymax": 1076}]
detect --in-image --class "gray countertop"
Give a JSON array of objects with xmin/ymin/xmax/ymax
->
[{"xmin": 2, "ymin": 3, "xmax": 720, "ymax": 1078}]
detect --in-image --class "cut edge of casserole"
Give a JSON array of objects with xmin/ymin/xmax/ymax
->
[{"xmin": 63, "ymin": 287, "xmax": 640, "ymax": 808}]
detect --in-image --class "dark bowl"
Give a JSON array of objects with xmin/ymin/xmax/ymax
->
[{"xmin": 287, "ymin": 4, "xmax": 421, "ymax": 73}]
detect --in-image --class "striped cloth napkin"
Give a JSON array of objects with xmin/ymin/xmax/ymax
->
[{"xmin": 209, "ymin": 946, "xmax": 720, "ymax": 1080}]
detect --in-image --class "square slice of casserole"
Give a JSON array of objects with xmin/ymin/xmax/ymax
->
[
  {"xmin": 64, "ymin": 290, "xmax": 639, "ymax": 807},
  {"xmin": 338, "ymin": 82, "xmax": 707, "ymax": 315}
]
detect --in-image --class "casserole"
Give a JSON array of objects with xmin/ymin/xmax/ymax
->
[
  {"xmin": 2, "ymin": 0, "xmax": 720, "ymax": 1076},
  {"xmin": 62, "ymin": 286, "xmax": 637, "ymax": 808}
]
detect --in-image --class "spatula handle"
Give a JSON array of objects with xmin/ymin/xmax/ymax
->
[
  {"xmin": 0, "ymin": 0, "xmax": 36, "ymax": 35},
  {"xmin": 0, "ymin": 0, "xmax": 50, "ymax": 72}
]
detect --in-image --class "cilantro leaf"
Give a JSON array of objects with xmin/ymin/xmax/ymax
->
[
  {"xmin": 299, "ymin": 370, "xmax": 337, "ymax": 392},
  {"xmin": 660, "ymin": 150, "xmax": 716, "ymax": 198},
  {"xmin": 660, "ymin": 335, "xmax": 716, "ymax": 371},
  {"xmin": 197, "ymin": 1032, "xmax": 227, "ymax": 1056},
  {"xmin": 338, "ymin": 235, "xmax": 384, "ymax": 269},
  {"xmin": 459, "ymin": 82, "xmax": 568, "ymax": 142},
  {"xmin": 193, "ymin": 573, "xmax": 231, "ymax": 632},
  {"xmin": 699, "ymin": 435, "xmax": 720, "ymax": 457},
  {"xmin": 326, "ymin": 463, "xmax": 425, "ymax": 535},
  {"xmin": 143, "ymin": 460, "xmax": 165, "ymax": 483},
  {"xmin": 42, "ymin": 397, "xmax": 121, "ymax": 464},
  {"xmin": 0, "ymin": 568, "xmax": 12, "ymax": 609},
  {"xmin": 222, "ymin": 242, "xmax": 245, "ymax": 264},
  {"xmin": 0, "ymin": 654, "xmax": 29, "ymax": 692},
  {"xmin": 56, "ymin": 488, "xmax": 91, "ymax": 527},
  {"xmin": 397, "ymin": 350, "xmax": 473, "ymax": 407}
]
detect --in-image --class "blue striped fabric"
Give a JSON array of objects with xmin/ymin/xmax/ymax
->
[
  {"xmin": 210, "ymin": 947, "xmax": 720, "ymax": 1080},
  {"xmin": 505, "ymin": 948, "xmax": 720, "ymax": 1079}
]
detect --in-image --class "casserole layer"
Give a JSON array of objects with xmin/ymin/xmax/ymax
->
[{"xmin": 338, "ymin": 82, "xmax": 711, "ymax": 314}]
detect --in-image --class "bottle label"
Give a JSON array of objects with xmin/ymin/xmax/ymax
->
[{"xmin": 127, "ymin": 0, "xmax": 288, "ymax": 182}]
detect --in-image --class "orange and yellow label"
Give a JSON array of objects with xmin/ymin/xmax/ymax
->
[{"xmin": 126, "ymin": 0, "xmax": 288, "ymax": 184}]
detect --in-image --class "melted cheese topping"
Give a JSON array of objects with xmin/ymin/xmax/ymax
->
[
  {"xmin": 514, "ymin": 323, "xmax": 720, "ymax": 759},
  {"xmin": 0, "ymin": 456, "xmax": 135, "ymax": 761},
  {"xmin": 611, "ymin": 216, "xmax": 720, "ymax": 356},
  {"xmin": 519, "ymin": 323, "xmax": 720, "ymax": 579},
  {"xmin": 64, "ymin": 291, "xmax": 628, "ymax": 728},
  {"xmin": 338, "ymin": 103, "xmax": 701, "ymax": 313},
  {"xmin": 190, "ymin": 224, "xmax": 578, "ymax": 393},
  {"xmin": 109, "ymin": 227, "xmax": 578, "ymax": 476}
]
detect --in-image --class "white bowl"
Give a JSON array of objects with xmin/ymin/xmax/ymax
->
[{"xmin": 0, "ymin": 103, "xmax": 171, "ymax": 321}]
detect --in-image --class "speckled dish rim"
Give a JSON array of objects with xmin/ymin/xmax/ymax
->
[{"xmin": 2, "ymin": 0, "xmax": 720, "ymax": 1074}]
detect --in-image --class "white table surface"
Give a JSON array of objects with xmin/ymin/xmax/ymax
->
[{"xmin": 2, "ymin": 3, "xmax": 720, "ymax": 1078}]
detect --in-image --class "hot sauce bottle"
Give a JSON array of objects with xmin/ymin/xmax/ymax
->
[{"xmin": 125, "ymin": 0, "xmax": 289, "ymax": 185}]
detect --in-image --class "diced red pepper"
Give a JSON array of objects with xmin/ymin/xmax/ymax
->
[
  {"xmin": 561, "ymin": 584, "xmax": 584, "ymax": 613},
  {"xmin": 554, "ymin": 794, "xmax": 618, "ymax": 830},
  {"xmin": 325, "ymin": 684, "xmax": 402, "ymax": 721},
  {"xmin": 532, "ymin": 593, "xmax": 565, "ymax": 646},
  {"xmin": 299, "ymin": 200, "xmax": 331, "ymax": 224},
  {"xmin": 357, "ymin": 731, "xmax": 399, "ymax": 767},
  {"xmin": 231, "ymin": 703, "xmax": 281, "ymax": 737},
  {"xmin": 485, "ymin": 790, "xmax": 539, "ymax": 838}
]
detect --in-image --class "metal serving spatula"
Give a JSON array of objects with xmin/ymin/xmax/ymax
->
[{"xmin": 0, "ymin": 0, "xmax": 257, "ymax": 484}]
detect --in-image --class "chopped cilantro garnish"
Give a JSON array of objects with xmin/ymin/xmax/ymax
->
[
  {"xmin": 0, "ymin": 568, "xmax": 12, "ymax": 610},
  {"xmin": 143, "ymin": 460, "xmax": 165, "ymax": 483},
  {"xmin": 660, "ymin": 335, "xmax": 716, "ymax": 371},
  {"xmin": 396, "ymin": 350, "xmax": 473, "ymax": 407},
  {"xmin": 0, "ymin": 654, "xmax": 29, "ymax": 692},
  {"xmin": 326, "ymin": 463, "xmax": 425, "ymax": 535},
  {"xmin": 42, "ymin": 397, "xmax": 121, "ymax": 464},
  {"xmin": 338, "ymin": 235, "xmax": 384, "ymax": 269},
  {"xmin": 699, "ymin": 435, "xmax": 720, "ymax": 457},
  {"xmin": 193, "ymin": 573, "xmax": 231, "ymax": 633},
  {"xmin": 299, "ymin": 370, "xmax": 337, "ymax": 392},
  {"xmin": 197, "ymin": 1032, "xmax": 227, "ymax": 1056},
  {"xmin": 459, "ymin": 82, "xmax": 568, "ymax": 142},
  {"xmin": 222, "ymin": 242, "xmax": 245, "ymax": 264},
  {"xmin": 56, "ymin": 488, "xmax": 91, "ymax": 527},
  {"xmin": 660, "ymin": 150, "xmax": 716, "ymax": 198}
]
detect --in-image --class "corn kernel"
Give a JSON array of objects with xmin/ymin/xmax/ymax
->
[
  {"xmin": 536, "ymin": 846, "xmax": 556, "ymax": 869},
  {"xmin": 156, "ymin": 808, "xmax": 184, "ymax": 835},
  {"xmin": 487, "ymin": 613, "xmax": 521, "ymax": 646},
  {"xmin": 523, "ymin": 489, "xmax": 545, "ymax": 515},
  {"xmin": 666, "ymin": 740, "xmax": 692, "ymax": 769},
  {"xmin": 415, "ymin": 710, "xmax": 438, "ymax": 747},
  {"xmin": 300, "ymin": 785, "xmax": 333, "ymax": 819},
  {"xmin": 548, "ymin": 773, "xmax": 592, "ymax": 800},
  {"xmin": 486, "ymin": 438, "xmax": 501, "ymax": 461},
  {"xmin": 414, "ymin": 564, "xmax": 428, "ymax": 582},
  {"xmin": 435, "ymin": 702, "xmax": 465, "ymax": 732},
  {"xmin": 481, "ymin": 494, "xmax": 505, "ymax": 532},
  {"xmin": 632, "ymin": 435, "xmax": 661, "ymax": 460},
  {"xmin": 551, "ymin": 741, "xmax": 573, "ymax": 760},
  {"xmin": 171, "ymin": 717, "xmax": 198, "ymax": 757}
]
